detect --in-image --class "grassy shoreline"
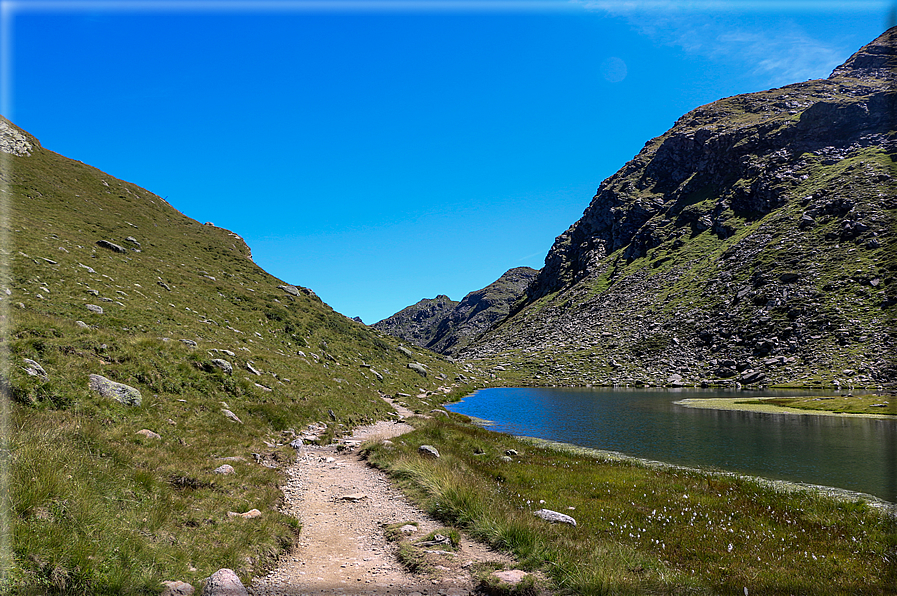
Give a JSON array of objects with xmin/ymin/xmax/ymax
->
[
  {"xmin": 365, "ymin": 412, "xmax": 897, "ymax": 595},
  {"xmin": 675, "ymin": 395, "xmax": 896, "ymax": 418}
]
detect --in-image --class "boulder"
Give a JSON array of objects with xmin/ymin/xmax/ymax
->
[
  {"xmin": 96, "ymin": 240, "xmax": 127, "ymax": 254},
  {"xmin": 180, "ymin": 339, "xmax": 197, "ymax": 347},
  {"xmin": 201, "ymin": 569, "xmax": 248, "ymax": 596},
  {"xmin": 408, "ymin": 362, "xmax": 428, "ymax": 377},
  {"xmin": 533, "ymin": 508, "xmax": 577, "ymax": 526},
  {"xmin": 88, "ymin": 374, "xmax": 142, "ymax": 406},
  {"xmin": 278, "ymin": 284, "xmax": 300, "ymax": 297},
  {"xmin": 505, "ymin": 449, "xmax": 518, "ymax": 457},
  {"xmin": 418, "ymin": 444, "xmax": 440, "ymax": 458},
  {"xmin": 86, "ymin": 304, "xmax": 104, "ymax": 314},
  {"xmin": 213, "ymin": 464, "xmax": 235, "ymax": 475},
  {"xmin": 23, "ymin": 358, "xmax": 48, "ymax": 380},
  {"xmin": 738, "ymin": 369, "xmax": 767, "ymax": 384},
  {"xmin": 398, "ymin": 346, "xmax": 415, "ymax": 358},
  {"xmin": 75, "ymin": 320, "xmax": 90, "ymax": 329},
  {"xmin": 210, "ymin": 359, "xmax": 233, "ymax": 374}
]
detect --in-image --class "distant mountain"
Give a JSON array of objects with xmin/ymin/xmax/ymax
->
[
  {"xmin": 464, "ymin": 28, "xmax": 897, "ymax": 389},
  {"xmin": 375, "ymin": 267, "xmax": 538, "ymax": 356}
]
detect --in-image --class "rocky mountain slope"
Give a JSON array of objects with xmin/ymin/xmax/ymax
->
[
  {"xmin": 374, "ymin": 267, "xmax": 538, "ymax": 356},
  {"xmin": 464, "ymin": 28, "xmax": 896, "ymax": 389},
  {"xmin": 0, "ymin": 117, "xmax": 483, "ymax": 592}
]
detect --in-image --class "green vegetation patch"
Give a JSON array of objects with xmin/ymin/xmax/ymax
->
[
  {"xmin": 365, "ymin": 417, "xmax": 897, "ymax": 595},
  {"xmin": 737, "ymin": 394, "xmax": 896, "ymax": 416}
]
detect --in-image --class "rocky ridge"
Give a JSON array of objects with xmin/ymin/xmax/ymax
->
[
  {"xmin": 464, "ymin": 28, "xmax": 897, "ymax": 389},
  {"xmin": 374, "ymin": 267, "xmax": 538, "ymax": 357}
]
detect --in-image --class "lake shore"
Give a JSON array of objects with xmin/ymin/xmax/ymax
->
[{"xmin": 674, "ymin": 396, "xmax": 896, "ymax": 419}]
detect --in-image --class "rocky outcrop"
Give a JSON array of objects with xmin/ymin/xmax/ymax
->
[
  {"xmin": 88, "ymin": 374, "xmax": 142, "ymax": 406},
  {"xmin": 373, "ymin": 295, "xmax": 459, "ymax": 348},
  {"xmin": 465, "ymin": 28, "xmax": 897, "ymax": 389},
  {"xmin": 375, "ymin": 267, "xmax": 538, "ymax": 356}
]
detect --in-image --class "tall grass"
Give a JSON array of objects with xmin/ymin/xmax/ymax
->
[{"xmin": 366, "ymin": 418, "xmax": 897, "ymax": 595}]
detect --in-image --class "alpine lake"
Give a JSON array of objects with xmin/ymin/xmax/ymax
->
[{"xmin": 445, "ymin": 387, "xmax": 897, "ymax": 504}]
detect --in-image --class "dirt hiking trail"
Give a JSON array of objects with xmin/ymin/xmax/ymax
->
[{"xmin": 249, "ymin": 397, "xmax": 515, "ymax": 596}]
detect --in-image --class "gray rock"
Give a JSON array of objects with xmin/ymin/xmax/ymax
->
[
  {"xmin": 23, "ymin": 358, "xmax": 48, "ymax": 380},
  {"xmin": 88, "ymin": 374, "xmax": 142, "ymax": 406},
  {"xmin": 408, "ymin": 362, "xmax": 428, "ymax": 377},
  {"xmin": 210, "ymin": 359, "xmax": 233, "ymax": 374},
  {"xmin": 125, "ymin": 236, "xmax": 141, "ymax": 247},
  {"xmin": 489, "ymin": 570, "xmax": 530, "ymax": 588},
  {"xmin": 86, "ymin": 304, "xmax": 104, "ymax": 314},
  {"xmin": 180, "ymin": 339, "xmax": 197, "ymax": 347},
  {"xmin": 418, "ymin": 444, "xmax": 440, "ymax": 458},
  {"xmin": 398, "ymin": 346, "xmax": 415, "ymax": 358},
  {"xmin": 75, "ymin": 320, "xmax": 90, "ymax": 329},
  {"xmin": 136, "ymin": 429, "xmax": 161, "ymax": 440},
  {"xmin": 505, "ymin": 449, "xmax": 518, "ymax": 457},
  {"xmin": 533, "ymin": 508, "xmax": 577, "ymax": 526},
  {"xmin": 738, "ymin": 369, "xmax": 767, "ymax": 384},
  {"xmin": 214, "ymin": 464, "xmax": 235, "ymax": 475},
  {"xmin": 289, "ymin": 438, "xmax": 304, "ymax": 449},
  {"xmin": 96, "ymin": 240, "xmax": 127, "ymax": 254},
  {"xmin": 221, "ymin": 409, "xmax": 243, "ymax": 424},
  {"xmin": 246, "ymin": 362, "xmax": 262, "ymax": 376},
  {"xmin": 278, "ymin": 284, "xmax": 301, "ymax": 297},
  {"xmin": 500, "ymin": 455, "xmax": 513, "ymax": 462},
  {"xmin": 430, "ymin": 408, "xmax": 449, "ymax": 417},
  {"xmin": 158, "ymin": 281, "xmax": 172, "ymax": 291},
  {"xmin": 161, "ymin": 580, "xmax": 195, "ymax": 596},
  {"xmin": 371, "ymin": 369, "xmax": 383, "ymax": 381},
  {"xmin": 201, "ymin": 568, "xmax": 248, "ymax": 596}
]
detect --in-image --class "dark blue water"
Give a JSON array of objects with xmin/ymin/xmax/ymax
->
[{"xmin": 445, "ymin": 387, "xmax": 897, "ymax": 503}]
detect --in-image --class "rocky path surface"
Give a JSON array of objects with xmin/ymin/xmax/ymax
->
[{"xmin": 249, "ymin": 398, "xmax": 514, "ymax": 596}]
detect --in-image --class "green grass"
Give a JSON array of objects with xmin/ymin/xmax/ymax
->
[
  {"xmin": 736, "ymin": 394, "xmax": 897, "ymax": 416},
  {"xmin": 365, "ymin": 416, "xmax": 897, "ymax": 595},
  {"xmin": 0, "ymin": 120, "xmax": 477, "ymax": 593}
]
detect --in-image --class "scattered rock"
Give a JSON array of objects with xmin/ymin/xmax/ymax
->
[
  {"xmin": 96, "ymin": 240, "xmax": 127, "ymax": 254},
  {"xmin": 430, "ymin": 408, "xmax": 449, "ymax": 417},
  {"xmin": 418, "ymin": 444, "xmax": 440, "ymax": 458},
  {"xmin": 161, "ymin": 580, "xmax": 195, "ymax": 596},
  {"xmin": 136, "ymin": 429, "xmax": 161, "ymax": 440},
  {"xmin": 278, "ymin": 284, "xmax": 300, "ymax": 297},
  {"xmin": 399, "ymin": 524, "xmax": 418, "ymax": 534},
  {"xmin": 505, "ymin": 449, "xmax": 518, "ymax": 457},
  {"xmin": 246, "ymin": 362, "xmax": 262, "ymax": 375},
  {"xmin": 489, "ymin": 569, "xmax": 530, "ymax": 588},
  {"xmin": 221, "ymin": 409, "xmax": 243, "ymax": 424},
  {"xmin": 201, "ymin": 568, "xmax": 249, "ymax": 596},
  {"xmin": 339, "ymin": 494, "xmax": 367, "ymax": 502},
  {"xmin": 408, "ymin": 362, "xmax": 428, "ymax": 377},
  {"xmin": 213, "ymin": 465, "xmax": 235, "ymax": 475},
  {"xmin": 397, "ymin": 346, "xmax": 415, "ymax": 358},
  {"xmin": 75, "ymin": 320, "xmax": 90, "ymax": 329},
  {"xmin": 533, "ymin": 508, "xmax": 577, "ymax": 526},
  {"xmin": 227, "ymin": 509, "xmax": 261, "ymax": 519},
  {"xmin": 289, "ymin": 438, "xmax": 304, "ymax": 449},
  {"xmin": 210, "ymin": 359, "xmax": 233, "ymax": 374},
  {"xmin": 88, "ymin": 374, "xmax": 142, "ymax": 406},
  {"xmin": 23, "ymin": 358, "xmax": 48, "ymax": 380},
  {"xmin": 158, "ymin": 281, "xmax": 172, "ymax": 291},
  {"xmin": 125, "ymin": 236, "xmax": 141, "ymax": 247},
  {"xmin": 180, "ymin": 339, "xmax": 197, "ymax": 347},
  {"xmin": 499, "ymin": 455, "xmax": 513, "ymax": 462},
  {"xmin": 86, "ymin": 304, "xmax": 104, "ymax": 314}
]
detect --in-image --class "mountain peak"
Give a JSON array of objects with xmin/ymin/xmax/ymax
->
[{"xmin": 830, "ymin": 26, "xmax": 897, "ymax": 80}]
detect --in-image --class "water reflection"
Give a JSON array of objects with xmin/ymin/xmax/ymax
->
[{"xmin": 445, "ymin": 387, "xmax": 897, "ymax": 502}]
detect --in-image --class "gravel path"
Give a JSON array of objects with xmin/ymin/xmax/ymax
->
[{"xmin": 249, "ymin": 398, "xmax": 513, "ymax": 595}]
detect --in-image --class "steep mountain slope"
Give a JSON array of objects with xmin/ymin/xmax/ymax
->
[
  {"xmin": 465, "ymin": 28, "xmax": 896, "ymax": 389},
  {"xmin": 374, "ymin": 267, "xmax": 538, "ymax": 356},
  {"xmin": 371, "ymin": 294, "xmax": 459, "ymax": 348},
  {"xmin": 0, "ymin": 118, "xmax": 479, "ymax": 592}
]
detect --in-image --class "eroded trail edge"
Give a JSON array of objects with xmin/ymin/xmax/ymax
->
[{"xmin": 250, "ymin": 398, "xmax": 513, "ymax": 596}]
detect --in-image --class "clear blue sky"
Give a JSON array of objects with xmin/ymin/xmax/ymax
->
[{"xmin": 4, "ymin": 1, "xmax": 893, "ymax": 323}]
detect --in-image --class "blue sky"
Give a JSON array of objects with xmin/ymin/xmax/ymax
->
[{"xmin": 3, "ymin": 1, "xmax": 893, "ymax": 323}]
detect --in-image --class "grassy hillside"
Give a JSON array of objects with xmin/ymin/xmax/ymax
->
[{"xmin": 0, "ymin": 117, "xmax": 484, "ymax": 593}]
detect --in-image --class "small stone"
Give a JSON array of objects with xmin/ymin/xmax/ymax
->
[
  {"xmin": 136, "ymin": 429, "xmax": 161, "ymax": 440},
  {"xmin": 86, "ymin": 304, "xmax": 104, "ymax": 314},
  {"xmin": 88, "ymin": 374, "xmax": 142, "ymax": 406},
  {"xmin": 289, "ymin": 438, "xmax": 304, "ymax": 449},
  {"xmin": 213, "ymin": 465, "xmax": 235, "ymax": 475},
  {"xmin": 533, "ymin": 508, "xmax": 577, "ymax": 526},
  {"xmin": 490, "ymin": 569, "xmax": 530, "ymax": 587},
  {"xmin": 221, "ymin": 409, "xmax": 243, "ymax": 424},
  {"xmin": 96, "ymin": 240, "xmax": 127, "ymax": 254},
  {"xmin": 227, "ymin": 509, "xmax": 261, "ymax": 519},
  {"xmin": 399, "ymin": 524, "xmax": 418, "ymax": 534},
  {"xmin": 23, "ymin": 358, "xmax": 48, "ymax": 380},
  {"xmin": 201, "ymin": 568, "xmax": 249, "ymax": 596},
  {"xmin": 505, "ymin": 449, "xmax": 518, "ymax": 457},
  {"xmin": 75, "ymin": 320, "xmax": 90, "ymax": 328},
  {"xmin": 246, "ymin": 362, "xmax": 262, "ymax": 375},
  {"xmin": 339, "ymin": 494, "xmax": 367, "ymax": 502},
  {"xmin": 161, "ymin": 580, "xmax": 195, "ymax": 596},
  {"xmin": 210, "ymin": 359, "xmax": 233, "ymax": 374},
  {"xmin": 180, "ymin": 339, "xmax": 197, "ymax": 347},
  {"xmin": 418, "ymin": 444, "xmax": 440, "ymax": 458}
]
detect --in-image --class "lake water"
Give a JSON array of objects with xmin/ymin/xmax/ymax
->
[{"xmin": 445, "ymin": 387, "xmax": 897, "ymax": 503}]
